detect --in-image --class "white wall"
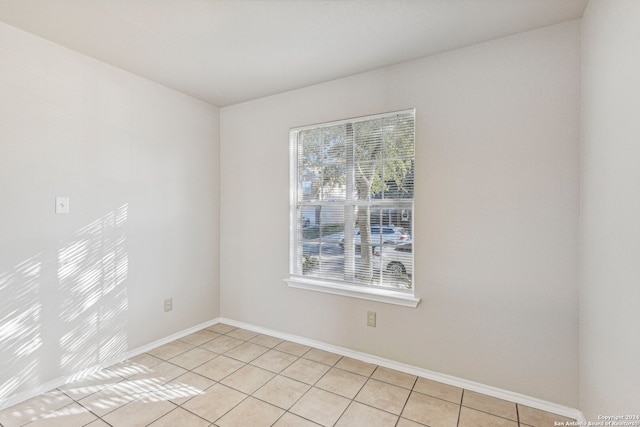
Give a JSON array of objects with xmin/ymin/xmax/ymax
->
[
  {"xmin": 221, "ymin": 22, "xmax": 581, "ymax": 406},
  {"xmin": 0, "ymin": 21, "xmax": 219, "ymax": 402},
  {"xmin": 580, "ymin": 0, "xmax": 640, "ymax": 419}
]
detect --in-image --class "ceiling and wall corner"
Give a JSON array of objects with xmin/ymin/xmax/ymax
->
[{"xmin": 0, "ymin": 0, "xmax": 588, "ymax": 107}]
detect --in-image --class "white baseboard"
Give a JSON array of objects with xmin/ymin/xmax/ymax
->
[
  {"xmin": 1, "ymin": 316, "xmax": 586, "ymax": 424},
  {"xmin": 0, "ymin": 318, "xmax": 220, "ymax": 412},
  {"xmin": 119, "ymin": 318, "xmax": 220, "ymax": 360},
  {"xmin": 218, "ymin": 317, "xmax": 586, "ymax": 423}
]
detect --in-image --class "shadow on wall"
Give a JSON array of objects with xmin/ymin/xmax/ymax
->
[{"xmin": 0, "ymin": 204, "xmax": 130, "ymax": 403}]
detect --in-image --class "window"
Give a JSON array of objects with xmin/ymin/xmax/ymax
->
[{"xmin": 287, "ymin": 109, "xmax": 419, "ymax": 307}]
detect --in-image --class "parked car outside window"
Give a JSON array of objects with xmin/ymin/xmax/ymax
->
[
  {"xmin": 338, "ymin": 225, "xmax": 409, "ymax": 249},
  {"xmin": 373, "ymin": 242, "xmax": 413, "ymax": 278}
]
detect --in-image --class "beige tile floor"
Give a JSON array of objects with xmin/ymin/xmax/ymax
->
[{"xmin": 0, "ymin": 324, "xmax": 576, "ymax": 427}]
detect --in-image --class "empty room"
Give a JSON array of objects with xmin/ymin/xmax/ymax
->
[{"xmin": 0, "ymin": 0, "xmax": 638, "ymax": 426}]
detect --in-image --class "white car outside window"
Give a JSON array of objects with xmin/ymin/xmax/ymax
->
[
  {"xmin": 339, "ymin": 226, "xmax": 409, "ymax": 249},
  {"xmin": 373, "ymin": 242, "xmax": 413, "ymax": 278}
]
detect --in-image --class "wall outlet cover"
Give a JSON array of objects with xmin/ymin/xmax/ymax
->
[{"xmin": 367, "ymin": 311, "xmax": 376, "ymax": 327}]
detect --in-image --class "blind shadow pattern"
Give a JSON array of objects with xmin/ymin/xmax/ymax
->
[{"xmin": 0, "ymin": 204, "xmax": 129, "ymax": 405}]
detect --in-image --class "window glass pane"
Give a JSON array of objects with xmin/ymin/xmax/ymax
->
[
  {"xmin": 381, "ymin": 159, "xmax": 413, "ymax": 199},
  {"xmin": 299, "ymin": 125, "xmax": 346, "ymax": 202},
  {"xmin": 354, "ymin": 160, "xmax": 382, "ymax": 201},
  {"xmin": 298, "ymin": 168, "xmax": 321, "ymax": 202},
  {"xmin": 301, "ymin": 205, "xmax": 345, "ymax": 280},
  {"xmin": 320, "ymin": 165, "xmax": 346, "ymax": 200},
  {"xmin": 382, "ymin": 116, "xmax": 414, "ymax": 156},
  {"xmin": 291, "ymin": 110, "xmax": 415, "ymax": 294},
  {"xmin": 374, "ymin": 241, "xmax": 413, "ymax": 289}
]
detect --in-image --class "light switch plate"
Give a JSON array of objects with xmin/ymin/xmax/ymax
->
[{"xmin": 55, "ymin": 197, "xmax": 70, "ymax": 214}]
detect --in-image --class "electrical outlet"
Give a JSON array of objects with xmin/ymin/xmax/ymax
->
[
  {"xmin": 164, "ymin": 298, "xmax": 173, "ymax": 312},
  {"xmin": 367, "ymin": 311, "xmax": 376, "ymax": 327}
]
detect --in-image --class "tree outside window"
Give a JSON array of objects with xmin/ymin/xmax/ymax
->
[{"xmin": 290, "ymin": 109, "xmax": 415, "ymax": 293}]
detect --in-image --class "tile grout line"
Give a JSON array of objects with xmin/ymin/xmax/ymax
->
[
  {"xmin": 459, "ymin": 395, "xmax": 521, "ymax": 425},
  {"xmin": 393, "ymin": 374, "xmax": 420, "ymax": 426},
  {"xmin": 322, "ymin": 359, "xmax": 375, "ymax": 427},
  {"xmin": 2, "ymin": 324, "xmax": 577, "ymax": 427},
  {"xmin": 170, "ymin": 381, "xmax": 224, "ymax": 426},
  {"xmin": 79, "ymin": 339, "xmax": 207, "ymax": 426},
  {"xmin": 177, "ymin": 333, "xmax": 312, "ymax": 426},
  {"xmin": 177, "ymin": 328, "xmax": 379, "ymax": 403},
  {"xmin": 457, "ymin": 389, "xmax": 465, "ymax": 427}
]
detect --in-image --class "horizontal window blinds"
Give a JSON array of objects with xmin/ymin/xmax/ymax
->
[{"xmin": 290, "ymin": 109, "xmax": 415, "ymax": 292}]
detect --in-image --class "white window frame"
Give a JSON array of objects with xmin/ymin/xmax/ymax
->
[{"xmin": 286, "ymin": 109, "xmax": 420, "ymax": 308}]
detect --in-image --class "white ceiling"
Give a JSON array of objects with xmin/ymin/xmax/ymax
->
[{"xmin": 0, "ymin": 0, "xmax": 588, "ymax": 107}]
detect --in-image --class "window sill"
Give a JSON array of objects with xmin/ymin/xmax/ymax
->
[{"xmin": 284, "ymin": 276, "xmax": 420, "ymax": 308}]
